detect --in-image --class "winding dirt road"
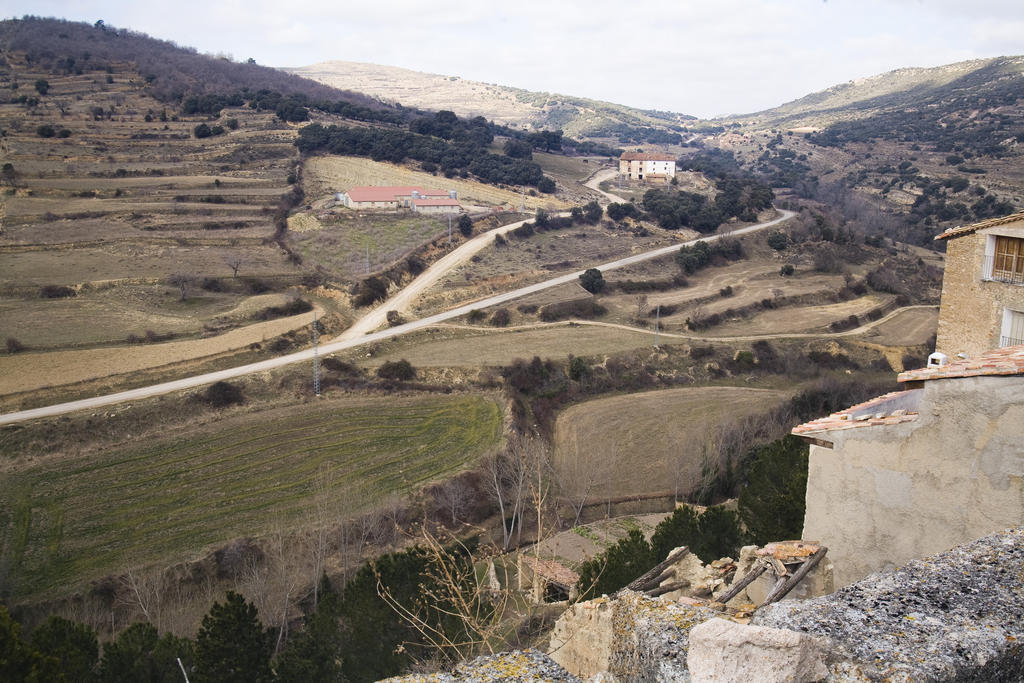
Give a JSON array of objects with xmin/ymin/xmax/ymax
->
[{"xmin": 0, "ymin": 208, "xmax": 794, "ymax": 425}]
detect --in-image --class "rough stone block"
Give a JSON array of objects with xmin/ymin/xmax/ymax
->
[{"xmin": 687, "ymin": 618, "xmax": 828, "ymax": 682}]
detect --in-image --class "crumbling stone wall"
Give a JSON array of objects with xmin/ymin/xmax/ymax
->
[
  {"xmin": 803, "ymin": 374, "xmax": 1024, "ymax": 587},
  {"xmin": 548, "ymin": 591, "xmax": 717, "ymax": 680},
  {"xmin": 753, "ymin": 528, "xmax": 1024, "ymax": 681}
]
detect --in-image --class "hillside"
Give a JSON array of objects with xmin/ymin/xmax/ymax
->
[
  {"xmin": 729, "ymin": 56, "xmax": 1024, "ymax": 129},
  {"xmin": 286, "ymin": 59, "xmax": 697, "ymax": 140}
]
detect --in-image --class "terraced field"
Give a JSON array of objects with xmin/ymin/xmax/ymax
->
[{"xmin": 0, "ymin": 394, "xmax": 503, "ymax": 599}]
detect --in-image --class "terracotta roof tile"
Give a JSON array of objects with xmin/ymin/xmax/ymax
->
[
  {"xmin": 898, "ymin": 344, "xmax": 1024, "ymax": 382},
  {"xmin": 520, "ymin": 555, "xmax": 580, "ymax": 588},
  {"xmin": 345, "ymin": 186, "xmax": 452, "ymax": 202},
  {"xmin": 620, "ymin": 152, "xmax": 675, "ymax": 161},
  {"xmin": 791, "ymin": 390, "xmax": 920, "ymax": 436},
  {"xmin": 934, "ymin": 211, "xmax": 1024, "ymax": 240}
]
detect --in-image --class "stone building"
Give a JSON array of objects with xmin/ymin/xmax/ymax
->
[
  {"xmin": 935, "ymin": 210, "xmax": 1024, "ymax": 357},
  {"xmin": 792, "ymin": 213, "xmax": 1024, "ymax": 587},
  {"xmin": 618, "ymin": 152, "xmax": 676, "ymax": 183},
  {"xmin": 793, "ymin": 350, "xmax": 1024, "ymax": 587}
]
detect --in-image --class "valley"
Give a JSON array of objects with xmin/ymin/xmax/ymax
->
[{"xmin": 0, "ymin": 14, "xmax": 1017, "ymax": 682}]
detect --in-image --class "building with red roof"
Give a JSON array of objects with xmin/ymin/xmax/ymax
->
[{"xmin": 339, "ymin": 186, "xmax": 459, "ymax": 211}]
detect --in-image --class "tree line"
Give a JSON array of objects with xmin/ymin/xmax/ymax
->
[{"xmin": 295, "ymin": 117, "xmax": 556, "ymax": 191}]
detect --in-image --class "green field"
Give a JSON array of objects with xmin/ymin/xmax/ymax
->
[{"xmin": 0, "ymin": 394, "xmax": 502, "ymax": 599}]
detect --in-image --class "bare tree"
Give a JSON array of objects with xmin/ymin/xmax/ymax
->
[
  {"xmin": 118, "ymin": 564, "xmax": 168, "ymax": 631},
  {"xmin": 432, "ymin": 477, "xmax": 473, "ymax": 527},
  {"xmin": 555, "ymin": 440, "xmax": 611, "ymax": 528},
  {"xmin": 225, "ymin": 255, "xmax": 243, "ymax": 278},
  {"xmin": 485, "ymin": 437, "xmax": 540, "ymax": 550},
  {"xmin": 376, "ymin": 526, "xmax": 513, "ymax": 666},
  {"xmin": 167, "ymin": 273, "xmax": 196, "ymax": 301}
]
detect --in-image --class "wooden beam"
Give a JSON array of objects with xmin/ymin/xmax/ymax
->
[{"xmin": 761, "ymin": 547, "xmax": 829, "ymax": 606}]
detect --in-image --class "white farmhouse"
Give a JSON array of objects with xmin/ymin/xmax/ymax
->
[
  {"xmin": 619, "ymin": 152, "xmax": 676, "ymax": 183},
  {"xmin": 339, "ymin": 186, "xmax": 458, "ymax": 210}
]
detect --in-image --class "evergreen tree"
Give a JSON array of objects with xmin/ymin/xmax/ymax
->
[
  {"xmin": 30, "ymin": 617, "xmax": 98, "ymax": 682},
  {"xmin": 576, "ymin": 529, "xmax": 654, "ymax": 599},
  {"xmin": 194, "ymin": 592, "xmax": 271, "ymax": 683},
  {"xmin": 274, "ymin": 575, "xmax": 344, "ymax": 682},
  {"xmin": 738, "ymin": 435, "xmax": 809, "ymax": 545},
  {"xmin": 98, "ymin": 622, "xmax": 193, "ymax": 683},
  {"xmin": 0, "ymin": 602, "xmax": 62, "ymax": 682}
]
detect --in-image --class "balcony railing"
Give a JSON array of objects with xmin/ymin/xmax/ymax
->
[
  {"xmin": 1001, "ymin": 335, "xmax": 1024, "ymax": 347},
  {"xmin": 982, "ymin": 255, "xmax": 1024, "ymax": 285}
]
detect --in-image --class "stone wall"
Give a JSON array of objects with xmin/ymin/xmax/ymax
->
[
  {"xmin": 802, "ymin": 374, "xmax": 1024, "ymax": 587},
  {"xmin": 936, "ymin": 223, "xmax": 1024, "ymax": 357}
]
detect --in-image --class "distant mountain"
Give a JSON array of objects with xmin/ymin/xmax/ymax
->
[
  {"xmin": 0, "ymin": 17, "xmax": 382, "ymax": 110},
  {"xmin": 286, "ymin": 60, "xmax": 696, "ymax": 140},
  {"xmin": 728, "ymin": 56, "xmax": 1024, "ymax": 129}
]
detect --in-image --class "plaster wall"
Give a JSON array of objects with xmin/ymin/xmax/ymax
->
[
  {"xmin": 936, "ymin": 223, "xmax": 1024, "ymax": 357},
  {"xmin": 802, "ymin": 375, "xmax": 1024, "ymax": 587}
]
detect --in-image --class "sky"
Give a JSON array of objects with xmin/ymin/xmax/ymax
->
[{"xmin": 6, "ymin": 1, "xmax": 1024, "ymax": 118}]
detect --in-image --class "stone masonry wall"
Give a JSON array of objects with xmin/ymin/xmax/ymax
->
[{"xmin": 936, "ymin": 223, "xmax": 1024, "ymax": 357}]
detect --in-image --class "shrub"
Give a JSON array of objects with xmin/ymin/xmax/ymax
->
[
  {"xmin": 386, "ymin": 310, "xmax": 405, "ymax": 326},
  {"xmin": 39, "ymin": 284, "xmax": 76, "ymax": 298},
  {"xmin": 354, "ymin": 276, "xmax": 389, "ymax": 307},
  {"xmin": 489, "ymin": 308, "xmax": 511, "ymax": 327},
  {"xmin": 779, "ymin": 264, "xmax": 795, "ymax": 276},
  {"xmin": 377, "ymin": 359, "xmax": 416, "ymax": 381},
  {"xmin": 194, "ymin": 123, "xmax": 212, "ymax": 139},
  {"xmin": 579, "ymin": 268, "xmax": 605, "ymax": 294},
  {"xmin": 719, "ymin": 285, "xmax": 733, "ymax": 297},
  {"xmin": 467, "ymin": 309, "xmax": 486, "ymax": 323},
  {"xmin": 6, "ymin": 337, "xmax": 25, "ymax": 353},
  {"xmin": 203, "ymin": 381, "xmax": 244, "ymax": 407},
  {"xmin": 568, "ymin": 356, "xmax": 589, "ymax": 381},
  {"xmin": 322, "ymin": 357, "xmax": 360, "ymax": 375},
  {"xmin": 458, "ymin": 214, "xmax": 472, "ymax": 237},
  {"xmin": 539, "ymin": 300, "xmax": 607, "ymax": 322},
  {"xmin": 766, "ymin": 230, "xmax": 789, "ymax": 251},
  {"xmin": 201, "ymin": 277, "xmax": 225, "ymax": 292},
  {"xmin": 36, "ymin": 124, "xmax": 56, "ymax": 137}
]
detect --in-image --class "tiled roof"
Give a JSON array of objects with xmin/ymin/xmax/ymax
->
[
  {"xmin": 345, "ymin": 186, "xmax": 451, "ymax": 202},
  {"xmin": 934, "ymin": 211, "xmax": 1024, "ymax": 241},
  {"xmin": 898, "ymin": 344, "xmax": 1024, "ymax": 383},
  {"xmin": 521, "ymin": 555, "xmax": 580, "ymax": 588},
  {"xmin": 620, "ymin": 152, "xmax": 675, "ymax": 161},
  {"xmin": 791, "ymin": 391, "xmax": 920, "ymax": 436}
]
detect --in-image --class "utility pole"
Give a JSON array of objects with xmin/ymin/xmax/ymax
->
[
  {"xmin": 365, "ymin": 245, "xmax": 370, "ymax": 275},
  {"xmin": 448, "ymin": 214, "xmax": 452, "ymax": 244},
  {"xmin": 521, "ymin": 189, "xmax": 526, "ymax": 213},
  {"xmin": 654, "ymin": 304, "xmax": 660, "ymax": 348},
  {"xmin": 312, "ymin": 311, "xmax": 320, "ymax": 397}
]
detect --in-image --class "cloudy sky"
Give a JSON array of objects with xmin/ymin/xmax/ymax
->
[{"xmin": 6, "ymin": 1, "xmax": 1023, "ymax": 117}]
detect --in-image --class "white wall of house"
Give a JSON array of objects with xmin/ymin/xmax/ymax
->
[{"xmin": 802, "ymin": 375, "xmax": 1024, "ymax": 587}]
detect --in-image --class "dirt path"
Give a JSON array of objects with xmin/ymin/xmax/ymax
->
[
  {"xmin": 0, "ymin": 211, "xmax": 795, "ymax": 424},
  {"xmin": 0, "ymin": 305, "xmax": 323, "ymax": 395},
  {"xmin": 583, "ymin": 167, "xmax": 628, "ymax": 203},
  {"xmin": 431, "ymin": 303, "xmax": 938, "ymax": 343}
]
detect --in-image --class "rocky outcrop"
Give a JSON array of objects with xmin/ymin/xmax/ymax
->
[
  {"xmin": 753, "ymin": 527, "xmax": 1024, "ymax": 681},
  {"xmin": 548, "ymin": 590, "xmax": 718, "ymax": 680},
  {"xmin": 687, "ymin": 618, "xmax": 829, "ymax": 682},
  {"xmin": 380, "ymin": 649, "xmax": 581, "ymax": 682}
]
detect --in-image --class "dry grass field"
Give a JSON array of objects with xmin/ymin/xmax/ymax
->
[
  {"xmin": 860, "ymin": 306, "xmax": 938, "ymax": 346},
  {"xmin": 0, "ymin": 55, "xmax": 307, "ymax": 367},
  {"xmin": 288, "ymin": 210, "xmax": 450, "ymax": 280},
  {"xmin": 353, "ymin": 323, "xmax": 663, "ymax": 369},
  {"xmin": 553, "ymin": 387, "xmax": 788, "ymax": 501},
  {"xmin": 302, "ymin": 156, "xmax": 572, "ymax": 210},
  {"xmin": 0, "ymin": 303, "xmax": 323, "ymax": 397},
  {"xmin": 0, "ymin": 393, "xmax": 502, "ymax": 600}
]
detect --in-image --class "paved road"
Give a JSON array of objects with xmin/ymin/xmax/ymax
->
[{"xmin": 0, "ymin": 209, "xmax": 794, "ymax": 425}]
